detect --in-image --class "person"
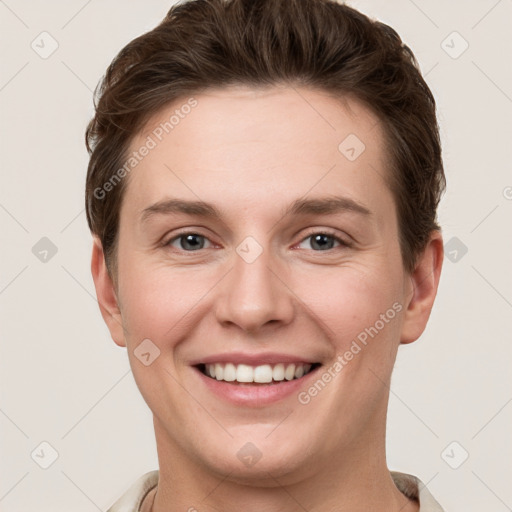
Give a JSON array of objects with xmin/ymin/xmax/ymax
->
[{"xmin": 85, "ymin": 0, "xmax": 446, "ymax": 510}]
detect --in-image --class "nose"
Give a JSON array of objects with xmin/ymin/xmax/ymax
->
[{"xmin": 214, "ymin": 243, "xmax": 295, "ymax": 333}]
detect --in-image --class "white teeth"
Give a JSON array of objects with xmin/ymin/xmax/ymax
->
[
  {"xmin": 223, "ymin": 363, "xmax": 236, "ymax": 382},
  {"xmin": 236, "ymin": 364, "xmax": 254, "ymax": 383},
  {"xmin": 272, "ymin": 363, "xmax": 285, "ymax": 381},
  {"xmin": 203, "ymin": 362, "xmax": 315, "ymax": 383},
  {"xmin": 284, "ymin": 364, "xmax": 295, "ymax": 380},
  {"xmin": 254, "ymin": 364, "xmax": 273, "ymax": 383}
]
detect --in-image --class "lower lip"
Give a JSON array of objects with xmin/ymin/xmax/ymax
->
[{"xmin": 193, "ymin": 366, "xmax": 320, "ymax": 407}]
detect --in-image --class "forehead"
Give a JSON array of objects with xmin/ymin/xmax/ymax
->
[{"xmin": 123, "ymin": 85, "xmax": 391, "ymax": 220}]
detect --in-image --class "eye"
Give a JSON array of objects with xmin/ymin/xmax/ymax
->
[
  {"xmin": 166, "ymin": 233, "xmax": 213, "ymax": 251},
  {"xmin": 297, "ymin": 231, "xmax": 349, "ymax": 251}
]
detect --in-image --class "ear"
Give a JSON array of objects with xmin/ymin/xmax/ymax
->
[
  {"xmin": 90, "ymin": 236, "xmax": 126, "ymax": 347},
  {"xmin": 400, "ymin": 230, "xmax": 444, "ymax": 344}
]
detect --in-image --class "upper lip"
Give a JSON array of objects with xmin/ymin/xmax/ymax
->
[{"xmin": 190, "ymin": 352, "xmax": 319, "ymax": 366}]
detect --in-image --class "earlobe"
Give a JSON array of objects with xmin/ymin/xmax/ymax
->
[
  {"xmin": 400, "ymin": 231, "xmax": 444, "ymax": 344},
  {"xmin": 90, "ymin": 236, "xmax": 126, "ymax": 347}
]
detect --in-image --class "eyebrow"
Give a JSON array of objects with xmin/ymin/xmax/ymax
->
[{"xmin": 140, "ymin": 195, "xmax": 372, "ymax": 223}]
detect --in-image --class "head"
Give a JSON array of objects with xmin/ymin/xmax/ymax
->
[{"xmin": 87, "ymin": 0, "xmax": 444, "ymax": 485}]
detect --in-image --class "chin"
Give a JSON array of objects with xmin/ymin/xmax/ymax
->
[{"xmin": 197, "ymin": 432, "xmax": 314, "ymax": 484}]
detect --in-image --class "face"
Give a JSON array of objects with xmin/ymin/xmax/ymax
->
[{"xmin": 93, "ymin": 85, "xmax": 441, "ymax": 485}]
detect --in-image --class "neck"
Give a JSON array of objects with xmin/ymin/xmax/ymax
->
[{"xmin": 148, "ymin": 418, "xmax": 418, "ymax": 512}]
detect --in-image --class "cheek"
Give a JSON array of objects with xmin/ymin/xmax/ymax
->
[
  {"xmin": 294, "ymin": 263, "xmax": 404, "ymax": 343},
  {"xmin": 117, "ymin": 260, "xmax": 217, "ymax": 348}
]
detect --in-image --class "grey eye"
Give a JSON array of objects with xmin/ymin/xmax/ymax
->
[
  {"xmin": 169, "ymin": 233, "xmax": 210, "ymax": 251},
  {"xmin": 309, "ymin": 233, "xmax": 336, "ymax": 251},
  {"xmin": 297, "ymin": 232, "xmax": 346, "ymax": 251}
]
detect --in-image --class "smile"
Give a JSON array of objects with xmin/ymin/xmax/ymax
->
[{"xmin": 197, "ymin": 362, "xmax": 320, "ymax": 384}]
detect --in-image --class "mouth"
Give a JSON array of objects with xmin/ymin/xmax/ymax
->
[{"xmin": 195, "ymin": 362, "xmax": 322, "ymax": 385}]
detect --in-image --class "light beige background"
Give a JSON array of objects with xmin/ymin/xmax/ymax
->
[{"xmin": 1, "ymin": 1, "xmax": 511, "ymax": 511}]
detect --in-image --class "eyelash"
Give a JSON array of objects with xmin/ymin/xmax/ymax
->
[{"xmin": 163, "ymin": 229, "xmax": 351, "ymax": 253}]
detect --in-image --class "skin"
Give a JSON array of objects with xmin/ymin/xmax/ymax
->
[{"xmin": 91, "ymin": 85, "xmax": 443, "ymax": 512}]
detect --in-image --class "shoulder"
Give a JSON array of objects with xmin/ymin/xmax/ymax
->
[
  {"xmin": 391, "ymin": 471, "xmax": 445, "ymax": 512},
  {"xmin": 106, "ymin": 470, "xmax": 159, "ymax": 512}
]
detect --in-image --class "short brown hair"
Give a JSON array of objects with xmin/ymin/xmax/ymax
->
[{"xmin": 85, "ymin": 0, "xmax": 445, "ymax": 279}]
